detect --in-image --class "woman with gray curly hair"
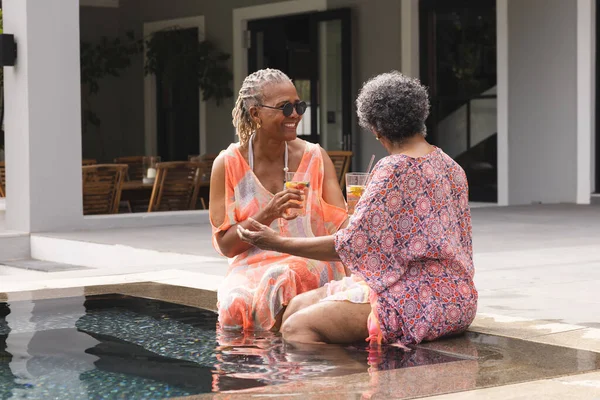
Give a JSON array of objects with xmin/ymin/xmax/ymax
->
[
  {"xmin": 210, "ymin": 68, "xmax": 348, "ymax": 333},
  {"xmin": 238, "ymin": 71, "xmax": 477, "ymax": 346}
]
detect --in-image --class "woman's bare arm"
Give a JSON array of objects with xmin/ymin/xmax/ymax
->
[
  {"xmin": 209, "ymin": 155, "xmax": 303, "ymax": 258},
  {"xmin": 237, "ymin": 218, "xmax": 341, "ymax": 261}
]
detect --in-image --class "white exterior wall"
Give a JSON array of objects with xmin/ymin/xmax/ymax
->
[
  {"xmin": 80, "ymin": 0, "xmax": 404, "ymax": 171},
  {"xmin": 3, "ymin": 0, "xmax": 84, "ymax": 232},
  {"xmin": 75, "ymin": 0, "xmax": 599, "ymax": 211},
  {"xmin": 507, "ymin": 0, "xmax": 579, "ymax": 204}
]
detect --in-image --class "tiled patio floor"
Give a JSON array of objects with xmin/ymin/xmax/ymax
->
[{"xmin": 0, "ymin": 203, "xmax": 599, "ymax": 398}]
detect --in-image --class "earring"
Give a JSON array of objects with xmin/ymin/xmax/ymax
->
[
  {"xmin": 375, "ymin": 136, "xmax": 380, "ymax": 141},
  {"xmin": 255, "ymin": 120, "xmax": 262, "ymax": 131}
]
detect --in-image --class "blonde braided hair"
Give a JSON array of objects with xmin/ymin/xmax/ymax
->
[{"xmin": 232, "ymin": 68, "xmax": 293, "ymax": 147}]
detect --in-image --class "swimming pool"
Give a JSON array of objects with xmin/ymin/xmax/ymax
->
[{"xmin": 0, "ymin": 293, "xmax": 460, "ymax": 399}]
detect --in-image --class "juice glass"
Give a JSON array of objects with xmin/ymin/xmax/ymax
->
[
  {"xmin": 345, "ymin": 172, "xmax": 369, "ymax": 215},
  {"xmin": 284, "ymin": 171, "xmax": 310, "ymax": 217}
]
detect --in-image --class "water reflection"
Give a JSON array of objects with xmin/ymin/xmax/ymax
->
[
  {"xmin": 2, "ymin": 291, "xmax": 101, "ymax": 398},
  {"xmin": 0, "ymin": 294, "xmax": 463, "ymax": 398},
  {"xmin": 0, "ymin": 303, "xmax": 30, "ymax": 399},
  {"xmin": 1, "ymin": 293, "xmax": 599, "ymax": 398},
  {"xmin": 212, "ymin": 328, "xmax": 460, "ymax": 392}
]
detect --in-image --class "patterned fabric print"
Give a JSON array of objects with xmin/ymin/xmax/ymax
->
[
  {"xmin": 212, "ymin": 141, "xmax": 348, "ymax": 331},
  {"xmin": 334, "ymin": 147, "xmax": 477, "ymax": 345}
]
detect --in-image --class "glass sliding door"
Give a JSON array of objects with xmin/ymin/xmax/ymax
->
[
  {"xmin": 247, "ymin": 8, "xmax": 351, "ymax": 151},
  {"xmin": 420, "ymin": 0, "xmax": 497, "ymax": 202},
  {"xmin": 313, "ymin": 9, "xmax": 351, "ymax": 151}
]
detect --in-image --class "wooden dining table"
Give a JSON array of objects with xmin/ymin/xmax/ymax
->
[
  {"xmin": 120, "ymin": 180, "xmax": 210, "ymax": 212},
  {"xmin": 121, "ymin": 181, "xmax": 154, "ymax": 199},
  {"xmin": 122, "ymin": 181, "xmax": 154, "ymax": 191}
]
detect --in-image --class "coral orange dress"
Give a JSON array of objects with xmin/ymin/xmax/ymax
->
[{"xmin": 212, "ymin": 141, "xmax": 347, "ymax": 331}]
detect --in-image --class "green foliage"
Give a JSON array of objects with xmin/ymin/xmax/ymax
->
[
  {"xmin": 80, "ymin": 31, "xmax": 142, "ymax": 97},
  {"xmin": 80, "ymin": 31, "xmax": 143, "ymax": 130},
  {"xmin": 438, "ymin": 11, "xmax": 495, "ymax": 97},
  {"xmin": 80, "ymin": 27, "xmax": 233, "ymax": 132},
  {"xmin": 144, "ymin": 28, "xmax": 233, "ymax": 105}
]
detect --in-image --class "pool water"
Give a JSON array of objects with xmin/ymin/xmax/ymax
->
[{"xmin": 0, "ymin": 294, "xmax": 460, "ymax": 399}]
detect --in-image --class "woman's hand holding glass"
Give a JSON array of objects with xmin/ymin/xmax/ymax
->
[{"xmin": 257, "ymin": 187, "xmax": 305, "ymax": 223}]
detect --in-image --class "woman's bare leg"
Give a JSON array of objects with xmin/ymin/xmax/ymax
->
[
  {"xmin": 281, "ymin": 286, "xmax": 329, "ymax": 325},
  {"xmin": 272, "ymin": 286, "xmax": 329, "ymax": 331},
  {"xmin": 281, "ymin": 301, "xmax": 371, "ymax": 344}
]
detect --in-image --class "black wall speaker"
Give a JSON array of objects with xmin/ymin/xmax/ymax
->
[{"xmin": 0, "ymin": 34, "xmax": 17, "ymax": 67}]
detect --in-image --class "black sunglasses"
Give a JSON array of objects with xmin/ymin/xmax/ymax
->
[{"xmin": 259, "ymin": 101, "xmax": 307, "ymax": 117}]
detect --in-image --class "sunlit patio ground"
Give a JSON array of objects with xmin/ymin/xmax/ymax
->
[{"xmin": 0, "ymin": 203, "xmax": 599, "ymax": 398}]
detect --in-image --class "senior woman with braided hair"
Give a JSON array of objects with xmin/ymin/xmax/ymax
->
[
  {"xmin": 238, "ymin": 71, "xmax": 478, "ymax": 346},
  {"xmin": 210, "ymin": 68, "xmax": 348, "ymax": 332}
]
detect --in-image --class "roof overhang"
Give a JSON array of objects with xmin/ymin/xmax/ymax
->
[{"xmin": 80, "ymin": 0, "xmax": 119, "ymax": 7}]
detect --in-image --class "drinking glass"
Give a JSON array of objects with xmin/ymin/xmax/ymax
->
[
  {"xmin": 284, "ymin": 171, "xmax": 310, "ymax": 217},
  {"xmin": 345, "ymin": 172, "xmax": 369, "ymax": 215}
]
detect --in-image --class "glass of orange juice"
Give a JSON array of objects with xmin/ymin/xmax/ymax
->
[
  {"xmin": 284, "ymin": 171, "xmax": 310, "ymax": 217},
  {"xmin": 345, "ymin": 172, "xmax": 369, "ymax": 215}
]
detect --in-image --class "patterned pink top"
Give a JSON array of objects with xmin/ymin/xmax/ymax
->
[{"xmin": 334, "ymin": 147, "xmax": 478, "ymax": 345}]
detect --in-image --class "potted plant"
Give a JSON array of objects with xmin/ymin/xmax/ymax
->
[
  {"xmin": 144, "ymin": 27, "xmax": 233, "ymax": 105},
  {"xmin": 80, "ymin": 28, "xmax": 233, "ymax": 132}
]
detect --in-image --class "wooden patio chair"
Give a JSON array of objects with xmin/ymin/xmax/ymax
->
[
  {"xmin": 188, "ymin": 153, "xmax": 217, "ymax": 178},
  {"xmin": 326, "ymin": 150, "xmax": 353, "ymax": 187},
  {"xmin": 82, "ymin": 159, "xmax": 97, "ymax": 166},
  {"xmin": 189, "ymin": 153, "xmax": 218, "ymax": 163},
  {"xmin": 0, "ymin": 162, "xmax": 5, "ymax": 197},
  {"xmin": 147, "ymin": 161, "xmax": 205, "ymax": 212},
  {"xmin": 114, "ymin": 156, "xmax": 148, "ymax": 213},
  {"xmin": 114, "ymin": 156, "xmax": 145, "ymax": 181},
  {"xmin": 188, "ymin": 154, "xmax": 216, "ymax": 209},
  {"xmin": 82, "ymin": 164, "xmax": 128, "ymax": 215}
]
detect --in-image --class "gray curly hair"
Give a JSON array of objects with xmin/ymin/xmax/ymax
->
[
  {"xmin": 356, "ymin": 71, "xmax": 430, "ymax": 143},
  {"xmin": 232, "ymin": 68, "xmax": 293, "ymax": 146}
]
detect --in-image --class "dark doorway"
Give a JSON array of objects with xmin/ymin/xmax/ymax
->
[
  {"xmin": 155, "ymin": 28, "xmax": 200, "ymax": 162},
  {"xmin": 247, "ymin": 9, "xmax": 352, "ymax": 151},
  {"xmin": 420, "ymin": 0, "xmax": 497, "ymax": 202}
]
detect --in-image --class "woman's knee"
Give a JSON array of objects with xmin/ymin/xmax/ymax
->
[
  {"xmin": 282, "ymin": 286, "xmax": 328, "ymax": 323},
  {"xmin": 280, "ymin": 315, "xmax": 299, "ymax": 340},
  {"xmin": 281, "ymin": 313, "xmax": 320, "ymax": 343}
]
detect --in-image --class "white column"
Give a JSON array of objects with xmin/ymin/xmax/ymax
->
[
  {"xmin": 577, "ymin": 0, "xmax": 595, "ymax": 203},
  {"xmin": 496, "ymin": 0, "xmax": 509, "ymax": 206},
  {"xmin": 401, "ymin": 0, "xmax": 420, "ymax": 79},
  {"xmin": 3, "ymin": 0, "xmax": 83, "ymax": 232}
]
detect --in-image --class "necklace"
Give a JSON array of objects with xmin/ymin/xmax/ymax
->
[{"xmin": 248, "ymin": 134, "xmax": 289, "ymax": 175}]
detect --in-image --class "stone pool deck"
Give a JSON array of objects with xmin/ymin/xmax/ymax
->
[{"xmin": 1, "ymin": 203, "xmax": 600, "ymax": 398}]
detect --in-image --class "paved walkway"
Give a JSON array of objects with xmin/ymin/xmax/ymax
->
[
  {"xmin": 470, "ymin": 204, "xmax": 600, "ymax": 327},
  {"xmin": 13, "ymin": 203, "xmax": 598, "ymax": 327},
  {"xmin": 0, "ymin": 203, "xmax": 599, "ymax": 399}
]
